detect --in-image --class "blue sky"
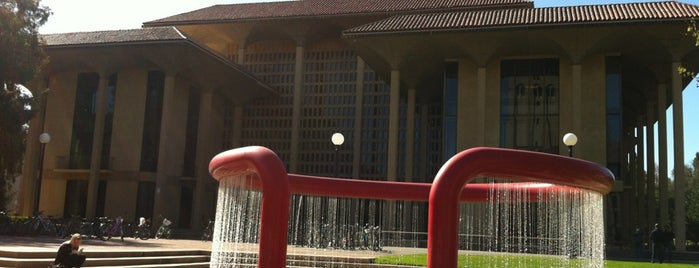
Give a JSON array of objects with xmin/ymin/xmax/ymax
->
[{"xmin": 38, "ymin": 0, "xmax": 699, "ymax": 171}]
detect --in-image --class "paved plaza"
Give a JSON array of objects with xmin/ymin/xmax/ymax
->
[
  {"xmin": 0, "ymin": 235, "xmax": 213, "ymax": 253},
  {"xmin": 0, "ymin": 235, "xmax": 425, "ymax": 258}
]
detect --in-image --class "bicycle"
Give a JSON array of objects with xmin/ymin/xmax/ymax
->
[
  {"xmin": 155, "ymin": 217, "xmax": 172, "ymax": 239},
  {"xmin": 201, "ymin": 220, "xmax": 214, "ymax": 241},
  {"xmin": 133, "ymin": 217, "xmax": 151, "ymax": 240},
  {"xmin": 100, "ymin": 216, "xmax": 125, "ymax": 241},
  {"xmin": 23, "ymin": 211, "xmax": 57, "ymax": 236},
  {"xmin": 58, "ymin": 215, "xmax": 82, "ymax": 238}
]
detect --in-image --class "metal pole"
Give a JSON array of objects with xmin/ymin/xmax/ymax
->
[
  {"xmin": 34, "ymin": 143, "xmax": 46, "ymax": 214},
  {"xmin": 568, "ymin": 145, "xmax": 573, "ymax": 157},
  {"xmin": 334, "ymin": 146, "xmax": 340, "ymax": 177}
]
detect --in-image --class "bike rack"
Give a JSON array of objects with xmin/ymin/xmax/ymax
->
[{"xmin": 209, "ymin": 146, "xmax": 614, "ymax": 268}]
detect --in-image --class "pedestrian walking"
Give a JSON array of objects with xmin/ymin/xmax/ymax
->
[{"xmin": 649, "ymin": 223, "xmax": 664, "ymax": 263}]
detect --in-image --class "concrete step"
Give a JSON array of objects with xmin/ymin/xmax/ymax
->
[
  {"xmin": 209, "ymin": 254, "xmax": 422, "ymax": 268},
  {"xmin": 0, "ymin": 250, "xmax": 211, "ymax": 268},
  {"xmin": 84, "ymin": 262, "xmax": 210, "ymax": 268},
  {"xmin": 0, "ymin": 249, "xmax": 209, "ymax": 259}
]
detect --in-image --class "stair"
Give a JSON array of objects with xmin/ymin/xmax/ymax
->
[
  {"xmin": 0, "ymin": 249, "xmax": 211, "ymax": 268},
  {"xmin": 208, "ymin": 252, "xmax": 423, "ymax": 268}
]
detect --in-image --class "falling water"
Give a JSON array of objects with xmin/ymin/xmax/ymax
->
[
  {"xmin": 459, "ymin": 179, "xmax": 605, "ymax": 268},
  {"xmin": 210, "ymin": 174, "xmax": 605, "ymax": 267},
  {"xmin": 210, "ymin": 173, "xmax": 262, "ymax": 267}
]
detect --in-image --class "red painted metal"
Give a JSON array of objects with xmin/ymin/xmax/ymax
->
[
  {"xmin": 209, "ymin": 146, "xmax": 290, "ymax": 268},
  {"xmin": 209, "ymin": 146, "xmax": 614, "ymax": 268},
  {"xmin": 428, "ymin": 147, "xmax": 614, "ymax": 268},
  {"xmin": 288, "ymin": 174, "xmax": 580, "ymax": 202},
  {"xmin": 224, "ymin": 172, "xmax": 581, "ymax": 202}
]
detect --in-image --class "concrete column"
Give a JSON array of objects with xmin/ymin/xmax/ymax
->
[
  {"xmin": 231, "ymin": 107, "xmax": 243, "ymax": 148},
  {"xmin": 644, "ymin": 101, "xmax": 655, "ymax": 229},
  {"xmin": 636, "ymin": 119, "xmax": 645, "ymax": 232},
  {"xmin": 671, "ymin": 62, "xmax": 686, "ymax": 251},
  {"xmin": 152, "ymin": 74, "xmax": 178, "ymax": 221},
  {"xmin": 193, "ymin": 90, "xmax": 216, "ymax": 229},
  {"xmin": 237, "ymin": 47, "xmax": 245, "ymax": 65},
  {"xmin": 658, "ymin": 84, "xmax": 669, "ymax": 228},
  {"xmin": 387, "ymin": 70, "xmax": 400, "ymax": 182},
  {"xmin": 477, "ymin": 67, "xmax": 486, "ymax": 144},
  {"xmin": 384, "ymin": 69, "xmax": 400, "ymax": 234},
  {"xmin": 419, "ymin": 104, "xmax": 429, "ymax": 180},
  {"xmin": 648, "ymin": 84, "xmax": 668, "ymax": 228},
  {"xmin": 352, "ymin": 57, "xmax": 365, "ymax": 179},
  {"xmin": 85, "ymin": 73, "xmax": 109, "ymax": 219},
  {"xmin": 289, "ymin": 42, "xmax": 304, "ymax": 173},
  {"xmin": 571, "ymin": 64, "xmax": 582, "ymax": 135},
  {"xmin": 405, "ymin": 89, "xmax": 416, "ymax": 182}
]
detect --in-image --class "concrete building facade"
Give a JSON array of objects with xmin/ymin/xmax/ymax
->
[{"xmin": 18, "ymin": 0, "xmax": 699, "ymax": 249}]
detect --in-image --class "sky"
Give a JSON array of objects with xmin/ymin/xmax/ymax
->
[{"xmin": 37, "ymin": 0, "xmax": 699, "ymax": 170}]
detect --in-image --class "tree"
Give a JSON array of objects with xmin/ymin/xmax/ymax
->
[
  {"xmin": 0, "ymin": 0, "xmax": 51, "ymax": 211},
  {"xmin": 685, "ymin": 153, "xmax": 699, "ymax": 245}
]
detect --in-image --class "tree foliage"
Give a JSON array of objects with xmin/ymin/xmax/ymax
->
[
  {"xmin": 0, "ymin": 0, "xmax": 51, "ymax": 211},
  {"xmin": 686, "ymin": 153, "xmax": 699, "ymax": 243},
  {"xmin": 0, "ymin": 0, "xmax": 51, "ymax": 86}
]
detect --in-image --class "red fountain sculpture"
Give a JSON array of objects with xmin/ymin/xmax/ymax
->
[{"xmin": 209, "ymin": 146, "xmax": 614, "ymax": 268}]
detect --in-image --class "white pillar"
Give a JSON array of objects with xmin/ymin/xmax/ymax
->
[
  {"xmin": 636, "ymin": 119, "xmax": 645, "ymax": 233},
  {"xmin": 572, "ymin": 64, "xmax": 582, "ymax": 136},
  {"xmin": 657, "ymin": 84, "xmax": 669, "ymax": 228},
  {"xmin": 405, "ymin": 89, "xmax": 416, "ymax": 182},
  {"xmin": 477, "ymin": 67, "xmax": 486, "ymax": 144},
  {"xmin": 387, "ymin": 70, "xmax": 400, "ymax": 182},
  {"xmin": 289, "ymin": 42, "xmax": 304, "ymax": 173},
  {"xmin": 352, "ymin": 57, "xmax": 365, "ymax": 179},
  {"xmin": 86, "ymin": 72, "xmax": 109, "ymax": 219},
  {"xmin": 671, "ymin": 62, "xmax": 686, "ymax": 251},
  {"xmin": 644, "ymin": 101, "xmax": 655, "ymax": 229}
]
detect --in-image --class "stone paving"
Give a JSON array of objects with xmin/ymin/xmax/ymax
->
[
  {"xmin": 0, "ymin": 235, "xmax": 213, "ymax": 253},
  {"xmin": 0, "ymin": 235, "xmax": 426, "ymax": 258}
]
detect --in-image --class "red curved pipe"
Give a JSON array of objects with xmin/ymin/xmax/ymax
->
[
  {"xmin": 232, "ymin": 172, "xmax": 580, "ymax": 202},
  {"xmin": 428, "ymin": 147, "xmax": 614, "ymax": 268},
  {"xmin": 287, "ymin": 174, "xmax": 580, "ymax": 202},
  {"xmin": 209, "ymin": 146, "xmax": 290, "ymax": 268},
  {"xmin": 209, "ymin": 146, "xmax": 614, "ymax": 268}
]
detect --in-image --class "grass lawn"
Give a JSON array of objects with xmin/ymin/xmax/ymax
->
[{"xmin": 375, "ymin": 254, "xmax": 699, "ymax": 267}]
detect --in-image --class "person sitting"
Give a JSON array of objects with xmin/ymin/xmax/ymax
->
[{"xmin": 53, "ymin": 233, "xmax": 86, "ymax": 268}]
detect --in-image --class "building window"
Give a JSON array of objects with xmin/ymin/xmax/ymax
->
[
  {"xmin": 500, "ymin": 59, "xmax": 560, "ymax": 153},
  {"xmin": 135, "ymin": 181, "xmax": 155, "ymax": 221},
  {"xmin": 443, "ymin": 62, "xmax": 458, "ymax": 160},
  {"xmin": 182, "ymin": 87, "xmax": 200, "ymax": 177},
  {"xmin": 140, "ymin": 71, "xmax": 165, "ymax": 172},
  {"xmin": 605, "ymin": 56, "xmax": 622, "ymax": 177},
  {"xmin": 69, "ymin": 73, "xmax": 117, "ymax": 169}
]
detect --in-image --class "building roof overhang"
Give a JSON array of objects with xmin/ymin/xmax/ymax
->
[
  {"xmin": 142, "ymin": 0, "xmax": 533, "ymax": 27},
  {"xmin": 340, "ymin": 1, "xmax": 699, "ymax": 102},
  {"xmin": 343, "ymin": 1, "xmax": 699, "ymax": 36},
  {"xmin": 41, "ymin": 27, "xmax": 277, "ymax": 105}
]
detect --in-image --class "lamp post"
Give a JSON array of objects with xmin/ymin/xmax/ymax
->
[
  {"xmin": 331, "ymin": 133, "xmax": 345, "ymax": 177},
  {"xmin": 562, "ymin": 132, "xmax": 578, "ymax": 157},
  {"xmin": 35, "ymin": 132, "xmax": 51, "ymax": 213},
  {"xmin": 330, "ymin": 133, "xmax": 345, "ymax": 233}
]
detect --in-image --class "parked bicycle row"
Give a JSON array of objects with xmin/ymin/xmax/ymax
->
[
  {"xmin": 307, "ymin": 223, "xmax": 382, "ymax": 251},
  {"xmin": 0, "ymin": 211, "xmax": 174, "ymax": 240}
]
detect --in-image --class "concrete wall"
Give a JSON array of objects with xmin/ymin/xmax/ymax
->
[
  {"xmin": 455, "ymin": 54, "xmax": 609, "ymax": 166},
  {"xmin": 40, "ymin": 72, "xmax": 77, "ymax": 217},
  {"xmin": 103, "ymin": 69, "xmax": 149, "ymax": 219}
]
